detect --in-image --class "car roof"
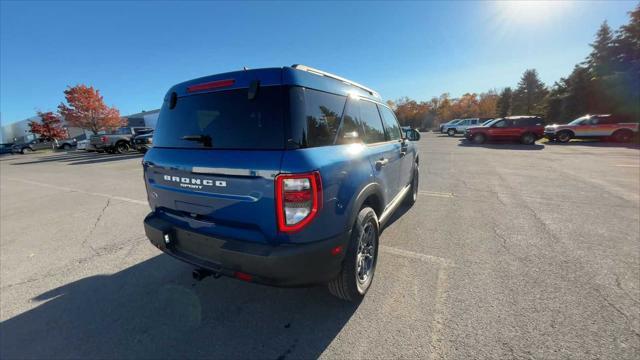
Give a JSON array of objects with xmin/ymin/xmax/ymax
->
[{"xmin": 166, "ymin": 65, "xmax": 382, "ymax": 103}]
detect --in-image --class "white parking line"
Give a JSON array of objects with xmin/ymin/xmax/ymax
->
[
  {"xmin": 5, "ymin": 178, "xmax": 148, "ymax": 206},
  {"xmin": 614, "ymin": 164, "xmax": 640, "ymax": 168},
  {"xmin": 380, "ymin": 245, "xmax": 453, "ymax": 268},
  {"xmin": 419, "ymin": 191, "xmax": 454, "ymax": 198}
]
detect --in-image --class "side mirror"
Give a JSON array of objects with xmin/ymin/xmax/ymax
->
[{"xmin": 407, "ymin": 129, "xmax": 420, "ymax": 141}]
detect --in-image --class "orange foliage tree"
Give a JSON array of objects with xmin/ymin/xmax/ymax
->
[
  {"xmin": 58, "ymin": 85, "xmax": 122, "ymax": 134},
  {"xmin": 28, "ymin": 112, "xmax": 68, "ymax": 142}
]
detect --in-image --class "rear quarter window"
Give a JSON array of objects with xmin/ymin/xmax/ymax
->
[{"xmin": 289, "ymin": 87, "xmax": 346, "ymax": 148}]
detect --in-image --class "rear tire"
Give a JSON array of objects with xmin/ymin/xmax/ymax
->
[
  {"xmin": 21, "ymin": 147, "xmax": 33, "ymax": 154},
  {"xmin": 62, "ymin": 144, "xmax": 71, "ymax": 150},
  {"xmin": 520, "ymin": 133, "xmax": 536, "ymax": 145},
  {"xmin": 115, "ymin": 142, "xmax": 130, "ymax": 154},
  {"xmin": 328, "ymin": 207, "xmax": 379, "ymax": 302},
  {"xmin": 557, "ymin": 131, "xmax": 573, "ymax": 143},
  {"xmin": 612, "ymin": 129, "xmax": 633, "ymax": 143},
  {"xmin": 447, "ymin": 128, "xmax": 456, "ymax": 137}
]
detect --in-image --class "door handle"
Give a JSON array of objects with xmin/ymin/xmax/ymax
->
[{"xmin": 375, "ymin": 158, "xmax": 389, "ymax": 169}]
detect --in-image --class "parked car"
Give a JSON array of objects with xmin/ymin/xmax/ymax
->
[
  {"xmin": 132, "ymin": 132, "xmax": 153, "ymax": 153},
  {"xmin": 90, "ymin": 127, "xmax": 152, "ymax": 154},
  {"xmin": 439, "ymin": 119, "xmax": 462, "ymax": 133},
  {"xmin": 544, "ymin": 114, "xmax": 639, "ymax": 143},
  {"xmin": 444, "ymin": 118, "xmax": 492, "ymax": 136},
  {"xmin": 11, "ymin": 138, "xmax": 76, "ymax": 154},
  {"xmin": 143, "ymin": 65, "xmax": 419, "ymax": 302},
  {"xmin": 0, "ymin": 143, "xmax": 14, "ymax": 155},
  {"xmin": 76, "ymin": 139, "xmax": 90, "ymax": 150},
  {"xmin": 464, "ymin": 116, "xmax": 545, "ymax": 144}
]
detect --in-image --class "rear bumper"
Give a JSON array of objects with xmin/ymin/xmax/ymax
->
[{"xmin": 144, "ymin": 213, "xmax": 349, "ymax": 287}]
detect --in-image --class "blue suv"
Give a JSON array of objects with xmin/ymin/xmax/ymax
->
[{"xmin": 143, "ymin": 65, "xmax": 420, "ymax": 301}]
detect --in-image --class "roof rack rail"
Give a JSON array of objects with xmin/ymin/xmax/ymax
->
[{"xmin": 291, "ymin": 64, "xmax": 380, "ymax": 98}]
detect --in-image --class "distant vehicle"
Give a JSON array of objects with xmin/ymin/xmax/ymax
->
[
  {"xmin": 90, "ymin": 127, "xmax": 152, "ymax": 154},
  {"xmin": 544, "ymin": 114, "xmax": 639, "ymax": 143},
  {"xmin": 77, "ymin": 139, "xmax": 90, "ymax": 150},
  {"xmin": 0, "ymin": 143, "xmax": 14, "ymax": 155},
  {"xmin": 400, "ymin": 126, "xmax": 421, "ymax": 141},
  {"xmin": 464, "ymin": 116, "xmax": 545, "ymax": 145},
  {"xmin": 439, "ymin": 119, "xmax": 462, "ymax": 133},
  {"xmin": 143, "ymin": 65, "xmax": 419, "ymax": 302},
  {"xmin": 132, "ymin": 132, "xmax": 153, "ymax": 153},
  {"xmin": 445, "ymin": 118, "xmax": 492, "ymax": 136},
  {"xmin": 11, "ymin": 138, "xmax": 77, "ymax": 154}
]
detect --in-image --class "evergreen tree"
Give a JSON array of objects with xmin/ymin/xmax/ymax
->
[
  {"xmin": 586, "ymin": 21, "xmax": 615, "ymax": 76},
  {"xmin": 496, "ymin": 87, "xmax": 513, "ymax": 117},
  {"xmin": 512, "ymin": 69, "xmax": 548, "ymax": 115}
]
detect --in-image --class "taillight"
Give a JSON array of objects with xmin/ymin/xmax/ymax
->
[
  {"xmin": 100, "ymin": 136, "xmax": 107, "ymax": 143},
  {"xmin": 276, "ymin": 171, "xmax": 322, "ymax": 233},
  {"xmin": 187, "ymin": 79, "xmax": 235, "ymax": 93}
]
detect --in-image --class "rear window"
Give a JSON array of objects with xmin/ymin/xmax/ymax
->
[{"xmin": 153, "ymin": 87, "xmax": 285, "ymax": 149}]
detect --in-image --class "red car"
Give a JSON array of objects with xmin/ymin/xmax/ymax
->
[{"xmin": 464, "ymin": 116, "xmax": 545, "ymax": 145}]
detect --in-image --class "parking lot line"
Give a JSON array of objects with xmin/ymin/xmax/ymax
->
[
  {"xmin": 4, "ymin": 178, "xmax": 148, "ymax": 206},
  {"xmin": 419, "ymin": 191, "xmax": 454, "ymax": 198},
  {"xmin": 380, "ymin": 245, "xmax": 453, "ymax": 267}
]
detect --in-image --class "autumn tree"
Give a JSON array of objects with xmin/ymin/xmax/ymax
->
[
  {"xmin": 28, "ymin": 112, "xmax": 68, "ymax": 144},
  {"xmin": 512, "ymin": 69, "xmax": 547, "ymax": 115},
  {"xmin": 58, "ymin": 85, "xmax": 122, "ymax": 135},
  {"xmin": 478, "ymin": 90, "xmax": 499, "ymax": 118}
]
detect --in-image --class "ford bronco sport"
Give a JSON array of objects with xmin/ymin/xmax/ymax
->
[{"xmin": 142, "ymin": 65, "xmax": 420, "ymax": 301}]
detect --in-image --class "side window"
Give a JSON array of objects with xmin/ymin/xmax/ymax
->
[
  {"xmin": 337, "ymin": 98, "xmax": 363, "ymax": 144},
  {"xmin": 589, "ymin": 117, "xmax": 600, "ymax": 125},
  {"xmin": 494, "ymin": 120, "xmax": 508, "ymax": 128},
  {"xmin": 471, "ymin": 119, "xmax": 478, "ymax": 125},
  {"xmin": 303, "ymin": 88, "xmax": 345, "ymax": 147},
  {"xmin": 359, "ymin": 100, "xmax": 386, "ymax": 144},
  {"xmin": 378, "ymin": 105, "xmax": 402, "ymax": 141}
]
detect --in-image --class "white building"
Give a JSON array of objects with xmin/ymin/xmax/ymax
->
[{"xmin": 0, "ymin": 109, "xmax": 160, "ymax": 144}]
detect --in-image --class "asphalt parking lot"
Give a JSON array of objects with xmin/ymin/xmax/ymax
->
[{"xmin": 1, "ymin": 133, "xmax": 639, "ymax": 359}]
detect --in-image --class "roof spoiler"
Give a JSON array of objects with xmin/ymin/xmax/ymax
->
[{"xmin": 291, "ymin": 64, "xmax": 380, "ymax": 98}]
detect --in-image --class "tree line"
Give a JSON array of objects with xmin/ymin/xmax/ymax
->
[{"xmin": 391, "ymin": 4, "xmax": 640, "ymax": 129}]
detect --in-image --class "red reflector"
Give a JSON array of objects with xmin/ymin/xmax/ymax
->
[
  {"xmin": 234, "ymin": 271, "xmax": 252, "ymax": 282},
  {"xmin": 100, "ymin": 136, "xmax": 107, "ymax": 143},
  {"xmin": 330, "ymin": 245, "xmax": 343, "ymax": 256},
  {"xmin": 187, "ymin": 79, "xmax": 235, "ymax": 93},
  {"xmin": 284, "ymin": 190, "xmax": 312, "ymax": 203}
]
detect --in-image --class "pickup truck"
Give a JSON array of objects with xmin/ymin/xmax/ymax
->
[
  {"xmin": 90, "ymin": 127, "xmax": 153, "ymax": 154},
  {"xmin": 11, "ymin": 138, "xmax": 77, "ymax": 154},
  {"xmin": 545, "ymin": 114, "xmax": 639, "ymax": 143}
]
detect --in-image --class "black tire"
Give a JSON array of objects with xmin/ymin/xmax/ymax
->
[
  {"xmin": 328, "ymin": 207, "xmax": 379, "ymax": 302},
  {"xmin": 556, "ymin": 131, "xmax": 573, "ymax": 143},
  {"xmin": 404, "ymin": 162, "xmax": 419, "ymax": 206},
  {"xmin": 520, "ymin": 132, "xmax": 536, "ymax": 145},
  {"xmin": 62, "ymin": 144, "xmax": 71, "ymax": 150},
  {"xmin": 447, "ymin": 128, "xmax": 456, "ymax": 137},
  {"xmin": 115, "ymin": 142, "xmax": 130, "ymax": 154},
  {"xmin": 21, "ymin": 147, "xmax": 33, "ymax": 154},
  {"xmin": 473, "ymin": 133, "xmax": 486, "ymax": 144},
  {"xmin": 612, "ymin": 129, "xmax": 633, "ymax": 143}
]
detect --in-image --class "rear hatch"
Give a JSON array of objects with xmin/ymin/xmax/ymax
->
[{"xmin": 144, "ymin": 71, "xmax": 286, "ymax": 244}]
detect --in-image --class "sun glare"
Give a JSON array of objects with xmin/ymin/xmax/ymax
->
[{"xmin": 496, "ymin": 0, "xmax": 572, "ymax": 23}]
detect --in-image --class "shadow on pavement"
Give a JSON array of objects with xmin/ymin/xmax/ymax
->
[
  {"xmin": 458, "ymin": 139, "xmax": 545, "ymax": 150},
  {"xmin": 544, "ymin": 140, "xmax": 640, "ymax": 149},
  {"xmin": 9, "ymin": 151, "xmax": 143, "ymax": 166},
  {"xmin": 0, "ymin": 254, "xmax": 358, "ymax": 359}
]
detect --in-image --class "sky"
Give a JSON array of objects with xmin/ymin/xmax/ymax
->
[{"xmin": 0, "ymin": 0, "xmax": 636, "ymax": 124}]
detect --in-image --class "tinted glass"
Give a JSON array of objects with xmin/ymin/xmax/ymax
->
[
  {"xmin": 153, "ymin": 87, "xmax": 284, "ymax": 149},
  {"xmin": 289, "ymin": 87, "xmax": 346, "ymax": 148},
  {"xmin": 337, "ymin": 98, "xmax": 363, "ymax": 144},
  {"xmin": 378, "ymin": 105, "xmax": 401, "ymax": 141},
  {"xmin": 359, "ymin": 100, "xmax": 386, "ymax": 144},
  {"xmin": 493, "ymin": 120, "xmax": 509, "ymax": 128}
]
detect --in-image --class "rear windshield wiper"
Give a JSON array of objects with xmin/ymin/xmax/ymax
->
[{"xmin": 181, "ymin": 134, "xmax": 212, "ymax": 148}]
